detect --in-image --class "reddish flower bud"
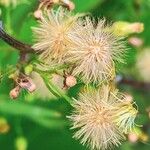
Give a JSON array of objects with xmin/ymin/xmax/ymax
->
[
  {"xmin": 34, "ymin": 9, "xmax": 43, "ymax": 19},
  {"xmin": 9, "ymin": 86, "xmax": 21, "ymax": 99},
  {"xmin": 128, "ymin": 37, "xmax": 143, "ymax": 47},
  {"xmin": 128, "ymin": 133, "xmax": 138, "ymax": 143},
  {"xmin": 65, "ymin": 75, "xmax": 77, "ymax": 87}
]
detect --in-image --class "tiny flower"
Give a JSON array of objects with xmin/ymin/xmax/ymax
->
[
  {"xmin": 68, "ymin": 85, "xmax": 138, "ymax": 150},
  {"xmin": 32, "ymin": 7, "xmax": 80, "ymax": 64},
  {"xmin": 128, "ymin": 132, "xmax": 138, "ymax": 143},
  {"xmin": 9, "ymin": 86, "xmax": 21, "ymax": 99},
  {"xmin": 66, "ymin": 18, "xmax": 126, "ymax": 84},
  {"xmin": 17, "ymin": 77, "xmax": 36, "ymax": 93},
  {"xmin": 112, "ymin": 21, "xmax": 144, "ymax": 36},
  {"xmin": 34, "ymin": 9, "xmax": 43, "ymax": 20},
  {"xmin": 128, "ymin": 37, "xmax": 143, "ymax": 47},
  {"xmin": 65, "ymin": 75, "xmax": 77, "ymax": 87}
]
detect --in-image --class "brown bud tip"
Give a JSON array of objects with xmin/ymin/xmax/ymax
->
[
  {"xmin": 9, "ymin": 86, "xmax": 20, "ymax": 99},
  {"xmin": 128, "ymin": 133, "xmax": 138, "ymax": 143},
  {"xmin": 65, "ymin": 75, "xmax": 77, "ymax": 87},
  {"xmin": 128, "ymin": 37, "xmax": 143, "ymax": 47},
  {"xmin": 19, "ymin": 78, "xmax": 36, "ymax": 93},
  {"xmin": 34, "ymin": 9, "xmax": 43, "ymax": 19}
]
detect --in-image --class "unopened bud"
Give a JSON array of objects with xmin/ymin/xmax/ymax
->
[
  {"xmin": 65, "ymin": 75, "xmax": 77, "ymax": 87},
  {"xmin": 128, "ymin": 37, "xmax": 143, "ymax": 47},
  {"xmin": 129, "ymin": 23, "xmax": 144, "ymax": 33},
  {"xmin": 67, "ymin": 1, "xmax": 75, "ymax": 10},
  {"xmin": 128, "ymin": 133, "xmax": 138, "ymax": 143},
  {"xmin": 34, "ymin": 9, "xmax": 43, "ymax": 19},
  {"xmin": 19, "ymin": 78, "xmax": 36, "ymax": 93},
  {"xmin": 112, "ymin": 21, "xmax": 144, "ymax": 36},
  {"xmin": 24, "ymin": 64, "xmax": 33, "ymax": 76},
  {"xmin": 9, "ymin": 86, "xmax": 21, "ymax": 99}
]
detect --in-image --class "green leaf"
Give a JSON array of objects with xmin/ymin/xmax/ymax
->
[{"xmin": 0, "ymin": 99, "xmax": 66, "ymax": 129}]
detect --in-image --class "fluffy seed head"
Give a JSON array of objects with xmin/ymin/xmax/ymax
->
[
  {"xmin": 68, "ymin": 85, "xmax": 138, "ymax": 150},
  {"xmin": 32, "ymin": 7, "xmax": 80, "ymax": 64},
  {"xmin": 66, "ymin": 17, "xmax": 126, "ymax": 84}
]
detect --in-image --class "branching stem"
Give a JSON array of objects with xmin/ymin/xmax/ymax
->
[{"xmin": 0, "ymin": 21, "xmax": 35, "ymax": 53}]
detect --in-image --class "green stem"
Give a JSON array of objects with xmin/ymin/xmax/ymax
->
[
  {"xmin": 41, "ymin": 74, "xmax": 72, "ymax": 105},
  {"xmin": 34, "ymin": 63, "xmax": 70, "ymax": 74}
]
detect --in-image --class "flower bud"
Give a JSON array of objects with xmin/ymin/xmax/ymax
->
[
  {"xmin": 34, "ymin": 9, "xmax": 43, "ymax": 20},
  {"xmin": 128, "ymin": 37, "xmax": 143, "ymax": 47},
  {"xmin": 9, "ymin": 86, "xmax": 21, "ymax": 99},
  {"xmin": 129, "ymin": 23, "xmax": 144, "ymax": 33},
  {"xmin": 24, "ymin": 64, "xmax": 33, "ymax": 76},
  {"xmin": 128, "ymin": 133, "xmax": 138, "ymax": 143},
  {"xmin": 19, "ymin": 78, "xmax": 36, "ymax": 93},
  {"xmin": 65, "ymin": 75, "xmax": 77, "ymax": 87},
  {"xmin": 68, "ymin": 1, "xmax": 75, "ymax": 10},
  {"xmin": 112, "ymin": 21, "xmax": 144, "ymax": 36}
]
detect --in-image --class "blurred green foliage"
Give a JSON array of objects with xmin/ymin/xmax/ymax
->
[{"xmin": 0, "ymin": 0, "xmax": 150, "ymax": 150}]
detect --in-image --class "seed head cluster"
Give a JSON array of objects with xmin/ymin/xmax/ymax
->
[
  {"xmin": 33, "ymin": 7, "xmax": 138, "ymax": 150},
  {"xmin": 33, "ymin": 7, "xmax": 126, "ymax": 84}
]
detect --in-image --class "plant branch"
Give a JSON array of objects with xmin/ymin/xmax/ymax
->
[
  {"xmin": 118, "ymin": 76, "xmax": 150, "ymax": 90},
  {"xmin": 0, "ymin": 21, "xmax": 35, "ymax": 53},
  {"xmin": 41, "ymin": 74, "xmax": 73, "ymax": 105}
]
